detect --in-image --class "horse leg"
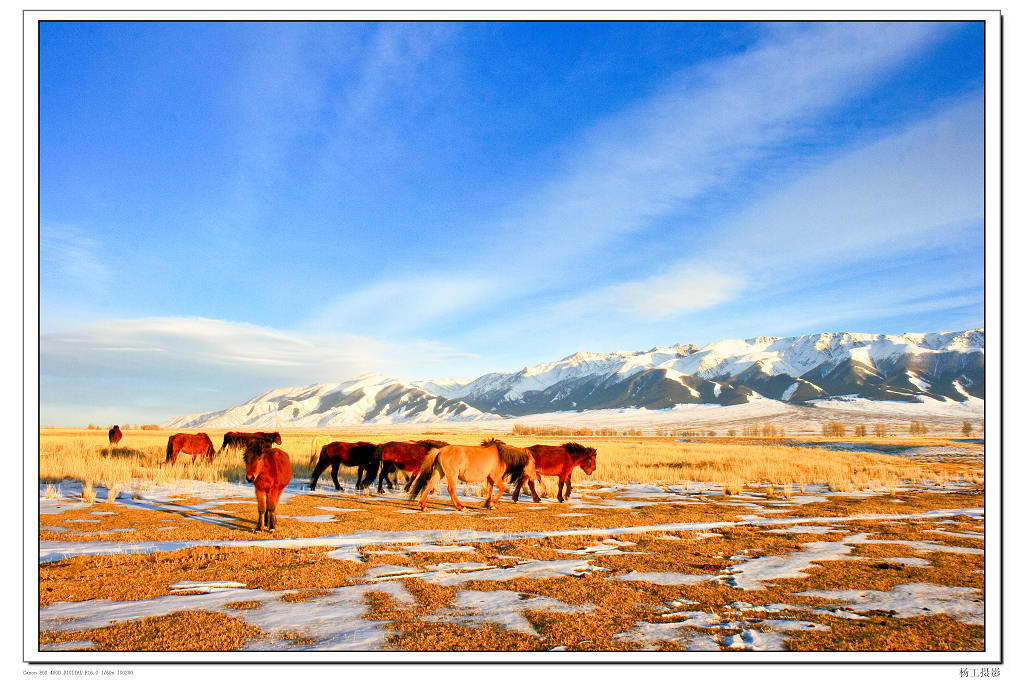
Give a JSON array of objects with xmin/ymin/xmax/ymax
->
[
  {"xmin": 529, "ymin": 477, "xmax": 541, "ymax": 503},
  {"xmin": 483, "ymin": 479, "xmax": 495, "ymax": 509},
  {"xmin": 255, "ymin": 489, "xmax": 268, "ymax": 532},
  {"xmin": 419, "ymin": 470, "xmax": 442, "ymax": 511},
  {"xmin": 330, "ymin": 460, "xmax": 343, "ymax": 491},
  {"xmin": 309, "ymin": 456, "xmax": 331, "ymax": 490},
  {"xmin": 267, "ymin": 488, "xmax": 281, "ymax": 531},
  {"xmin": 557, "ymin": 476, "xmax": 567, "ymax": 503},
  {"xmin": 447, "ymin": 476, "xmax": 463, "ymax": 512},
  {"xmin": 377, "ymin": 462, "xmax": 388, "ymax": 494},
  {"xmin": 490, "ymin": 477, "xmax": 506, "ymax": 510},
  {"xmin": 511, "ymin": 477, "xmax": 523, "ymax": 503},
  {"xmin": 565, "ymin": 476, "xmax": 573, "ymax": 500}
]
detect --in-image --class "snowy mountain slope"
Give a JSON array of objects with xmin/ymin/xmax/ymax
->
[
  {"xmin": 162, "ymin": 374, "xmax": 500, "ymax": 428},
  {"xmin": 163, "ymin": 329, "xmax": 983, "ymax": 427}
]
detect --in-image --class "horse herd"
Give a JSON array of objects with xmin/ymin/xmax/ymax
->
[{"xmin": 115, "ymin": 428, "xmax": 598, "ymax": 532}]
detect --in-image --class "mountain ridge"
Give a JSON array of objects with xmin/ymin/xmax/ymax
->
[{"xmin": 162, "ymin": 328, "xmax": 984, "ymax": 428}]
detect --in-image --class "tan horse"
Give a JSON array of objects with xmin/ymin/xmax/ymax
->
[{"xmin": 408, "ymin": 438, "xmax": 540, "ymax": 511}]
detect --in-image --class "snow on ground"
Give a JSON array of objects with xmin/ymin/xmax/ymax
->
[
  {"xmin": 38, "ymin": 470, "xmax": 985, "ymax": 652},
  {"xmin": 41, "ymin": 582, "xmax": 415, "ymax": 651},
  {"xmin": 423, "ymin": 590, "xmax": 594, "ymax": 637},
  {"xmin": 798, "ymin": 583, "xmax": 984, "ymax": 625}
]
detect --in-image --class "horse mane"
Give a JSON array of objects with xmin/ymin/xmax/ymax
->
[
  {"xmin": 416, "ymin": 439, "xmax": 449, "ymax": 450},
  {"xmin": 562, "ymin": 442, "xmax": 593, "ymax": 455},
  {"xmin": 480, "ymin": 438, "xmax": 506, "ymax": 447}
]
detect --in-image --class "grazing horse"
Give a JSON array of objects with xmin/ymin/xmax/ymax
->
[
  {"xmin": 375, "ymin": 440, "xmax": 449, "ymax": 494},
  {"xmin": 244, "ymin": 441, "xmax": 292, "ymax": 532},
  {"xmin": 108, "ymin": 425, "xmax": 122, "ymax": 446},
  {"xmin": 309, "ymin": 441, "xmax": 378, "ymax": 491},
  {"xmin": 218, "ymin": 431, "xmax": 281, "ymax": 457},
  {"xmin": 408, "ymin": 438, "xmax": 540, "ymax": 511},
  {"xmin": 512, "ymin": 442, "xmax": 598, "ymax": 502},
  {"xmin": 165, "ymin": 433, "xmax": 216, "ymax": 464}
]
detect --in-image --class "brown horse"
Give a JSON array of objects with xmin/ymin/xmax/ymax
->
[
  {"xmin": 165, "ymin": 433, "xmax": 216, "ymax": 464},
  {"xmin": 374, "ymin": 440, "xmax": 449, "ymax": 493},
  {"xmin": 218, "ymin": 431, "xmax": 281, "ymax": 456},
  {"xmin": 512, "ymin": 442, "xmax": 597, "ymax": 502},
  {"xmin": 244, "ymin": 441, "xmax": 292, "ymax": 532},
  {"xmin": 408, "ymin": 438, "xmax": 540, "ymax": 511},
  {"xmin": 108, "ymin": 425, "xmax": 122, "ymax": 446},
  {"xmin": 309, "ymin": 441, "xmax": 378, "ymax": 491}
]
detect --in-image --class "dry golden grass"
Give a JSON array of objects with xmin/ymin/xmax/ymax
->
[{"xmin": 39, "ymin": 428, "xmax": 982, "ymax": 496}]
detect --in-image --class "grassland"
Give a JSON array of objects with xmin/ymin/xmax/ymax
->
[{"xmin": 38, "ymin": 428, "xmax": 982, "ymax": 497}]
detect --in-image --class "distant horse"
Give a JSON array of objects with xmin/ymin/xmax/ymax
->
[
  {"xmin": 218, "ymin": 431, "xmax": 281, "ymax": 457},
  {"xmin": 165, "ymin": 433, "xmax": 216, "ymax": 464},
  {"xmin": 309, "ymin": 441, "xmax": 378, "ymax": 491},
  {"xmin": 408, "ymin": 438, "xmax": 540, "ymax": 511},
  {"xmin": 108, "ymin": 425, "xmax": 122, "ymax": 446},
  {"xmin": 375, "ymin": 440, "xmax": 449, "ymax": 493},
  {"xmin": 244, "ymin": 441, "xmax": 292, "ymax": 532},
  {"xmin": 512, "ymin": 442, "xmax": 598, "ymax": 502}
]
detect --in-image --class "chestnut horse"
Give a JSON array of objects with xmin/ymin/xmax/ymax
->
[
  {"xmin": 512, "ymin": 442, "xmax": 597, "ymax": 502},
  {"xmin": 165, "ymin": 433, "xmax": 215, "ymax": 464},
  {"xmin": 408, "ymin": 439, "xmax": 540, "ymax": 511},
  {"xmin": 244, "ymin": 441, "xmax": 292, "ymax": 532},
  {"xmin": 309, "ymin": 441, "xmax": 378, "ymax": 491},
  {"xmin": 108, "ymin": 425, "xmax": 122, "ymax": 446},
  {"xmin": 374, "ymin": 440, "xmax": 449, "ymax": 493},
  {"xmin": 218, "ymin": 431, "xmax": 281, "ymax": 456}
]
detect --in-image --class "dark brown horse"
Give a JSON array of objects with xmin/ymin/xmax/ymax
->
[
  {"xmin": 408, "ymin": 439, "xmax": 540, "ymax": 511},
  {"xmin": 165, "ymin": 432, "xmax": 216, "ymax": 464},
  {"xmin": 309, "ymin": 441, "xmax": 378, "ymax": 491},
  {"xmin": 108, "ymin": 425, "xmax": 122, "ymax": 446},
  {"xmin": 374, "ymin": 440, "xmax": 449, "ymax": 493},
  {"xmin": 218, "ymin": 431, "xmax": 282, "ymax": 456},
  {"xmin": 244, "ymin": 441, "xmax": 292, "ymax": 532},
  {"xmin": 512, "ymin": 442, "xmax": 597, "ymax": 502}
]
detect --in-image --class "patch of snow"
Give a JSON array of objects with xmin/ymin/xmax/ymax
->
[
  {"xmin": 798, "ymin": 582, "xmax": 983, "ymax": 625},
  {"xmin": 613, "ymin": 622, "xmax": 721, "ymax": 651},
  {"xmin": 424, "ymin": 590, "xmax": 593, "ymax": 637}
]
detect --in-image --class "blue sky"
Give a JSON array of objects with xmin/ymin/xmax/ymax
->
[{"xmin": 38, "ymin": 20, "xmax": 987, "ymax": 426}]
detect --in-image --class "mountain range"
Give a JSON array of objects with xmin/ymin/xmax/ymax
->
[{"xmin": 162, "ymin": 329, "xmax": 984, "ymax": 428}]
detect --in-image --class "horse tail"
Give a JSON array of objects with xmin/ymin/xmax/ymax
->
[
  {"xmin": 165, "ymin": 436, "xmax": 174, "ymax": 463},
  {"xmin": 499, "ymin": 445, "xmax": 531, "ymax": 484},
  {"xmin": 407, "ymin": 448, "xmax": 441, "ymax": 499}
]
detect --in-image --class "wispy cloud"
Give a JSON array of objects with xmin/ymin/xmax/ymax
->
[
  {"xmin": 486, "ymin": 22, "xmax": 952, "ymax": 269},
  {"xmin": 40, "ymin": 316, "xmax": 476, "ymax": 424},
  {"xmin": 556, "ymin": 264, "xmax": 746, "ymax": 321}
]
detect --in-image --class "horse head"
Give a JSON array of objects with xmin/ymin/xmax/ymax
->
[
  {"xmin": 244, "ymin": 442, "xmax": 270, "ymax": 483},
  {"xmin": 579, "ymin": 449, "xmax": 598, "ymax": 475}
]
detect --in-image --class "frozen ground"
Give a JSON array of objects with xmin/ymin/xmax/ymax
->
[{"xmin": 38, "ymin": 471, "xmax": 985, "ymax": 654}]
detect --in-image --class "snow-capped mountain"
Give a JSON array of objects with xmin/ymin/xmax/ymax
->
[
  {"xmin": 162, "ymin": 374, "xmax": 499, "ymax": 428},
  {"xmin": 163, "ymin": 329, "xmax": 984, "ymax": 427}
]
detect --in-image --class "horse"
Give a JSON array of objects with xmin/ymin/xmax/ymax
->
[
  {"xmin": 218, "ymin": 431, "xmax": 281, "ymax": 457},
  {"xmin": 374, "ymin": 440, "xmax": 449, "ymax": 493},
  {"xmin": 108, "ymin": 425, "xmax": 122, "ymax": 446},
  {"xmin": 408, "ymin": 438, "xmax": 540, "ymax": 511},
  {"xmin": 309, "ymin": 441, "xmax": 378, "ymax": 491},
  {"xmin": 512, "ymin": 442, "xmax": 598, "ymax": 502},
  {"xmin": 244, "ymin": 441, "xmax": 292, "ymax": 532},
  {"xmin": 165, "ymin": 433, "xmax": 216, "ymax": 464}
]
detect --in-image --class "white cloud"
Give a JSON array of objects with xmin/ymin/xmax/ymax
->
[
  {"xmin": 488, "ymin": 22, "xmax": 952, "ymax": 268},
  {"xmin": 558, "ymin": 264, "xmax": 746, "ymax": 321},
  {"xmin": 40, "ymin": 316, "xmax": 478, "ymax": 425}
]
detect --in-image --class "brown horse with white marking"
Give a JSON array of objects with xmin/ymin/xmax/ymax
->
[
  {"xmin": 309, "ymin": 441, "xmax": 378, "ymax": 491},
  {"xmin": 165, "ymin": 433, "xmax": 215, "ymax": 464},
  {"xmin": 244, "ymin": 441, "xmax": 292, "ymax": 532},
  {"xmin": 218, "ymin": 431, "xmax": 281, "ymax": 457},
  {"xmin": 375, "ymin": 439, "xmax": 449, "ymax": 493},
  {"xmin": 512, "ymin": 442, "xmax": 597, "ymax": 502},
  {"xmin": 108, "ymin": 425, "xmax": 122, "ymax": 446},
  {"xmin": 408, "ymin": 439, "xmax": 540, "ymax": 511}
]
